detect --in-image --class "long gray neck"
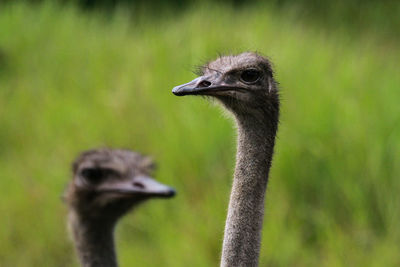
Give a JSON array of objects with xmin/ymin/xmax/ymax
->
[
  {"xmin": 68, "ymin": 211, "xmax": 118, "ymax": 267},
  {"xmin": 221, "ymin": 109, "xmax": 278, "ymax": 267}
]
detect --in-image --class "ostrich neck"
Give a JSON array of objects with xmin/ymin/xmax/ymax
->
[
  {"xmin": 221, "ymin": 110, "xmax": 278, "ymax": 267},
  {"xmin": 69, "ymin": 211, "xmax": 118, "ymax": 267}
]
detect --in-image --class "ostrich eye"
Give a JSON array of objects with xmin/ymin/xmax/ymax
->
[
  {"xmin": 240, "ymin": 69, "xmax": 261, "ymax": 83},
  {"xmin": 81, "ymin": 168, "xmax": 113, "ymax": 185}
]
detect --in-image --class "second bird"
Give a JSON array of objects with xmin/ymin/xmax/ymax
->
[{"xmin": 64, "ymin": 148, "xmax": 175, "ymax": 267}]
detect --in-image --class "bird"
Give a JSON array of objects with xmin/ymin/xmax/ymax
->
[
  {"xmin": 172, "ymin": 52, "xmax": 280, "ymax": 267},
  {"xmin": 64, "ymin": 148, "xmax": 176, "ymax": 267}
]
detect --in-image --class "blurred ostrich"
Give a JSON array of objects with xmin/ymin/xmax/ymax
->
[{"xmin": 64, "ymin": 148, "xmax": 175, "ymax": 267}]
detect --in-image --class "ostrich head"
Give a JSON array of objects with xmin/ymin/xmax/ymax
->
[
  {"xmin": 64, "ymin": 148, "xmax": 175, "ymax": 223},
  {"xmin": 172, "ymin": 52, "xmax": 279, "ymax": 119}
]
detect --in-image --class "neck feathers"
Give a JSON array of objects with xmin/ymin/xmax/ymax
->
[
  {"xmin": 221, "ymin": 98, "xmax": 279, "ymax": 267},
  {"xmin": 68, "ymin": 211, "xmax": 118, "ymax": 267}
]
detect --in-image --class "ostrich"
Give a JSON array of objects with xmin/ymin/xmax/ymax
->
[
  {"xmin": 64, "ymin": 148, "xmax": 176, "ymax": 267},
  {"xmin": 172, "ymin": 52, "xmax": 279, "ymax": 267}
]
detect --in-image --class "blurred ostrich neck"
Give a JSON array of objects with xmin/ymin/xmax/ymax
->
[
  {"xmin": 69, "ymin": 210, "xmax": 118, "ymax": 267},
  {"xmin": 221, "ymin": 109, "xmax": 278, "ymax": 267}
]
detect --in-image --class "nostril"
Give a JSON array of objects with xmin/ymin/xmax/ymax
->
[
  {"xmin": 198, "ymin": 80, "xmax": 211, "ymax": 88},
  {"xmin": 133, "ymin": 182, "xmax": 145, "ymax": 189}
]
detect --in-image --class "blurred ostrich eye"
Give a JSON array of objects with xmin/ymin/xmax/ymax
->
[
  {"xmin": 81, "ymin": 168, "xmax": 113, "ymax": 185},
  {"xmin": 240, "ymin": 69, "xmax": 261, "ymax": 84}
]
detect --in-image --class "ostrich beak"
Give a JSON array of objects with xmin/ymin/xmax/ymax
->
[
  {"xmin": 172, "ymin": 76, "xmax": 239, "ymax": 96},
  {"xmin": 172, "ymin": 77, "xmax": 203, "ymax": 96},
  {"xmin": 98, "ymin": 176, "xmax": 176, "ymax": 198},
  {"xmin": 132, "ymin": 176, "xmax": 176, "ymax": 198}
]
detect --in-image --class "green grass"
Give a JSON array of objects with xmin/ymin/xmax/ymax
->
[{"xmin": 0, "ymin": 1, "xmax": 399, "ymax": 266}]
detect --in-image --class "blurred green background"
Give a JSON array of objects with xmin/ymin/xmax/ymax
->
[{"xmin": 0, "ymin": 0, "xmax": 399, "ymax": 266}]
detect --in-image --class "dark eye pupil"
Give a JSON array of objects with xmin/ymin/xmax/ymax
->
[
  {"xmin": 241, "ymin": 70, "xmax": 260, "ymax": 83},
  {"xmin": 81, "ymin": 168, "xmax": 111, "ymax": 184}
]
